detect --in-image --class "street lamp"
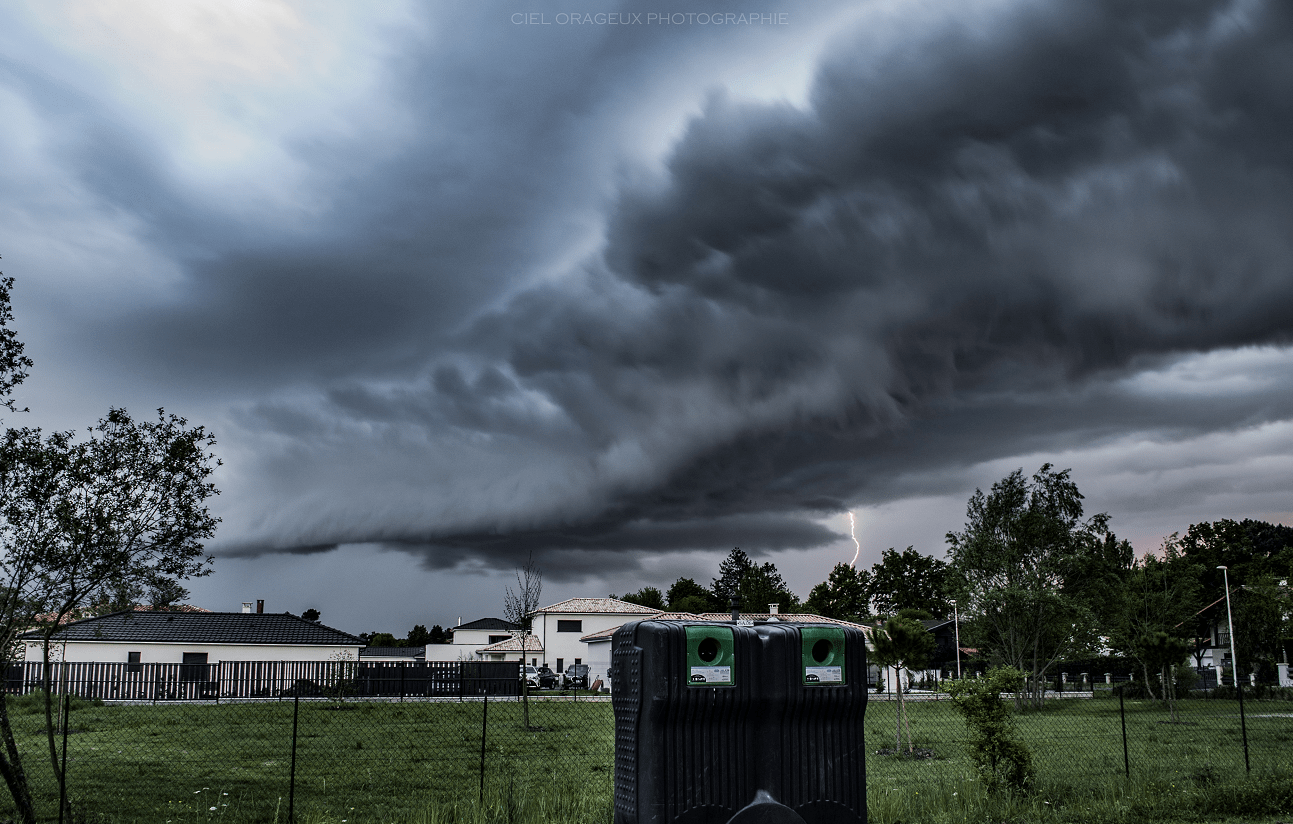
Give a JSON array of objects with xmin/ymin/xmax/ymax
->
[
  {"xmin": 950, "ymin": 599, "xmax": 962, "ymax": 679},
  {"xmin": 1219, "ymin": 566, "xmax": 1240, "ymax": 687}
]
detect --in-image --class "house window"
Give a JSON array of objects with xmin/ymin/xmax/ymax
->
[
  {"xmin": 180, "ymin": 652, "xmax": 208, "ymax": 682},
  {"xmin": 556, "ymin": 658, "xmax": 564, "ymax": 672},
  {"xmin": 127, "ymin": 651, "xmax": 142, "ymax": 674},
  {"xmin": 488, "ymin": 635, "xmax": 509, "ymax": 644},
  {"xmin": 557, "ymin": 620, "xmax": 582, "ymax": 632},
  {"xmin": 574, "ymin": 658, "xmax": 581, "ymax": 666}
]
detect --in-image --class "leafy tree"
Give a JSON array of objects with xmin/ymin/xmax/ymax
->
[
  {"xmin": 946, "ymin": 464, "xmax": 1128, "ymax": 708},
  {"xmin": 1176, "ymin": 519, "xmax": 1293, "ymax": 679},
  {"xmin": 1108, "ymin": 534, "xmax": 1202, "ymax": 698},
  {"xmin": 0, "ymin": 274, "xmax": 31, "ymax": 412},
  {"xmin": 1134, "ymin": 631, "xmax": 1191, "ymax": 722},
  {"xmin": 945, "ymin": 667, "xmax": 1034, "ymax": 794},
  {"xmin": 406, "ymin": 624, "xmax": 432, "ymax": 646},
  {"xmin": 711, "ymin": 548, "xmax": 755, "ymax": 607},
  {"xmin": 0, "ymin": 274, "xmax": 220, "ymax": 822},
  {"xmin": 666, "ymin": 577, "xmax": 714, "ymax": 612},
  {"xmin": 710, "ymin": 548, "xmax": 800, "ymax": 613},
  {"xmin": 0, "ymin": 410, "xmax": 220, "ymax": 823},
  {"xmin": 364, "ymin": 632, "xmax": 402, "ymax": 647},
  {"xmin": 869, "ymin": 547, "xmax": 953, "ymax": 618},
  {"xmin": 301, "ymin": 608, "xmax": 321, "ymax": 622},
  {"xmin": 743, "ymin": 562, "xmax": 801, "ymax": 613},
  {"xmin": 147, "ymin": 578, "xmax": 190, "ymax": 610},
  {"xmin": 429, "ymin": 624, "xmax": 450, "ymax": 644},
  {"xmin": 870, "ymin": 615, "xmax": 936, "ymax": 752},
  {"xmin": 618, "ymin": 586, "xmax": 666, "ymax": 610},
  {"xmin": 804, "ymin": 563, "xmax": 871, "ymax": 621}
]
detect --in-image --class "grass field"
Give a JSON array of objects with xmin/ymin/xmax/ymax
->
[{"xmin": 0, "ymin": 692, "xmax": 1289, "ymax": 823}]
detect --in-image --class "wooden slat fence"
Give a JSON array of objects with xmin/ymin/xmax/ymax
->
[{"xmin": 2, "ymin": 660, "xmax": 520, "ymax": 702}]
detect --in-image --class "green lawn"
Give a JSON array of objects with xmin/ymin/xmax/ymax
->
[
  {"xmin": 0, "ymin": 693, "xmax": 1289, "ymax": 824},
  {"xmin": 2, "ymin": 695, "xmax": 614, "ymax": 823},
  {"xmin": 866, "ymin": 694, "xmax": 1293, "ymax": 787}
]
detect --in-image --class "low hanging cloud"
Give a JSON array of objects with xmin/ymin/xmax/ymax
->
[{"xmin": 14, "ymin": 0, "xmax": 1290, "ymax": 578}]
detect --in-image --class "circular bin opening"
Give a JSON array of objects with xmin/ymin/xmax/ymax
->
[
  {"xmin": 812, "ymin": 638, "xmax": 833, "ymax": 664},
  {"xmin": 698, "ymin": 637, "xmax": 720, "ymax": 663}
]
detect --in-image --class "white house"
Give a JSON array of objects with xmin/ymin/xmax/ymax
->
[
  {"xmin": 21, "ymin": 609, "xmax": 363, "ymax": 665},
  {"xmin": 531, "ymin": 598, "xmax": 660, "ymax": 675},
  {"xmin": 475, "ymin": 634, "xmax": 543, "ymax": 663},
  {"xmin": 580, "ymin": 611, "xmax": 701, "ymax": 689},
  {"xmin": 450, "ymin": 617, "xmax": 522, "ymax": 659}
]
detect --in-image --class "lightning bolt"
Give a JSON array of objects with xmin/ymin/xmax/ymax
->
[{"xmin": 848, "ymin": 511, "xmax": 861, "ymax": 568}]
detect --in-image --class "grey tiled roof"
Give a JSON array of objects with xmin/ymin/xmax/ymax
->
[
  {"xmin": 455, "ymin": 618, "xmax": 521, "ymax": 631},
  {"xmin": 20, "ymin": 611, "xmax": 363, "ymax": 646}
]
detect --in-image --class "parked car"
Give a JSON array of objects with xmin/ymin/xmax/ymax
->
[
  {"xmin": 536, "ymin": 666, "xmax": 559, "ymax": 689},
  {"xmin": 520, "ymin": 665, "xmax": 540, "ymax": 688},
  {"xmin": 563, "ymin": 664, "xmax": 590, "ymax": 689}
]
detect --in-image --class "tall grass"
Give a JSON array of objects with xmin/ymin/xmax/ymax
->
[{"xmin": 1, "ymin": 693, "xmax": 1289, "ymax": 823}]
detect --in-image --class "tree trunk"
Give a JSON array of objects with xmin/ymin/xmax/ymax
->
[
  {"xmin": 521, "ymin": 637, "xmax": 530, "ymax": 730},
  {"xmin": 0, "ymin": 696, "xmax": 38, "ymax": 824},
  {"xmin": 901, "ymin": 684, "xmax": 913, "ymax": 753},
  {"xmin": 42, "ymin": 640, "xmax": 73, "ymax": 823},
  {"xmin": 1164, "ymin": 664, "xmax": 1178, "ymax": 723},
  {"xmin": 1141, "ymin": 662, "xmax": 1158, "ymax": 701},
  {"xmin": 893, "ymin": 667, "xmax": 901, "ymax": 752}
]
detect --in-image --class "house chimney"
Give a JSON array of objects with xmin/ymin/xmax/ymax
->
[
  {"xmin": 256, "ymin": 599, "xmax": 264, "ymax": 614},
  {"xmin": 457, "ymin": 617, "xmax": 461, "ymax": 626},
  {"xmin": 769, "ymin": 603, "xmax": 779, "ymax": 615},
  {"xmin": 729, "ymin": 595, "xmax": 740, "ymax": 623},
  {"xmin": 241, "ymin": 602, "xmax": 253, "ymax": 614}
]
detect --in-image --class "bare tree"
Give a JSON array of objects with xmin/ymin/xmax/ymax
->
[{"xmin": 503, "ymin": 552, "xmax": 543, "ymax": 729}]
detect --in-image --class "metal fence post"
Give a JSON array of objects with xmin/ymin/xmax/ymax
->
[
  {"xmin": 479, "ymin": 689, "xmax": 489, "ymax": 805},
  {"xmin": 1237, "ymin": 682, "xmax": 1250, "ymax": 773},
  {"xmin": 1118, "ymin": 685, "xmax": 1129, "ymax": 779},
  {"xmin": 289, "ymin": 693, "xmax": 300, "ymax": 824}
]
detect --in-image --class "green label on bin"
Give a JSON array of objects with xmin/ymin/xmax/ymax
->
[
  {"xmin": 801, "ymin": 626, "xmax": 846, "ymax": 686},
  {"xmin": 685, "ymin": 625, "xmax": 735, "ymax": 686}
]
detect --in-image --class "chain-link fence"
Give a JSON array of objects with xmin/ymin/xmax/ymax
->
[
  {"xmin": 1, "ymin": 664, "xmax": 1290, "ymax": 823},
  {"xmin": 865, "ymin": 689, "xmax": 1292, "ymax": 793}
]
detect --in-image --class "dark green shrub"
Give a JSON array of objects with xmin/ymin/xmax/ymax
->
[
  {"xmin": 1119, "ymin": 679, "xmax": 1150, "ymax": 699},
  {"xmin": 944, "ymin": 666, "xmax": 1034, "ymax": 795}
]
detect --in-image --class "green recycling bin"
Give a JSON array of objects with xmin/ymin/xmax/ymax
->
[{"xmin": 799, "ymin": 626, "xmax": 846, "ymax": 686}]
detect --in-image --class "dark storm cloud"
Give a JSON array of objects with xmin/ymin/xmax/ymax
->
[
  {"xmin": 237, "ymin": 512, "xmax": 843, "ymax": 583},
  {"xmin": 16, "ymin": 0, "xmax": 1291, "ymax": 570},
  {"xmin": 348, "ymin": 0, "xmax": 1293, "ymax": 560}
]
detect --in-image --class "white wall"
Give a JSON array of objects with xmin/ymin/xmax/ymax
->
[
  {"xmin": 534, "ymin": 611, "xmax": 641, "ymax": 671},
  {"xmin": 584, "ymin": 639, "xmax": 612, "ymax": 692},
  {"xmin": 452, "ymin": 629, "xmax": 514, "ymax": 649},
  {"xmin": 24, "ymin": 641, "xmax": 359, "ymax": 664},
  {"xmin": 423, "ymin": 643, "xmax": 465, "ymax": 661}
]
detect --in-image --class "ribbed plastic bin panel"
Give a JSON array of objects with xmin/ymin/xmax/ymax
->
[
  {"xmin": 753, "ymin": 623, "xmax": 868, "ymax": 824},
  {"xmin": 612, "ymin": 620, "xmax": 868, "ymax": 824},
  {"xmin": 612, "ymin": 620, "xmax": 764, "ymax": 824}
]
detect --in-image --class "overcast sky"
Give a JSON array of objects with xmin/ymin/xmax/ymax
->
[{"xmin": 3, "ymin": 0, "xmax": 1291, "ymax": 636}]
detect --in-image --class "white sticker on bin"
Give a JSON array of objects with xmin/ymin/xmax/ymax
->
[
  {"xmin": 804, "ymin": 666, "xmax": 843, "ymax": 683},
  {"xmin": 689, "ymin": 666, "xmax": 732, "ymax": 684}
]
